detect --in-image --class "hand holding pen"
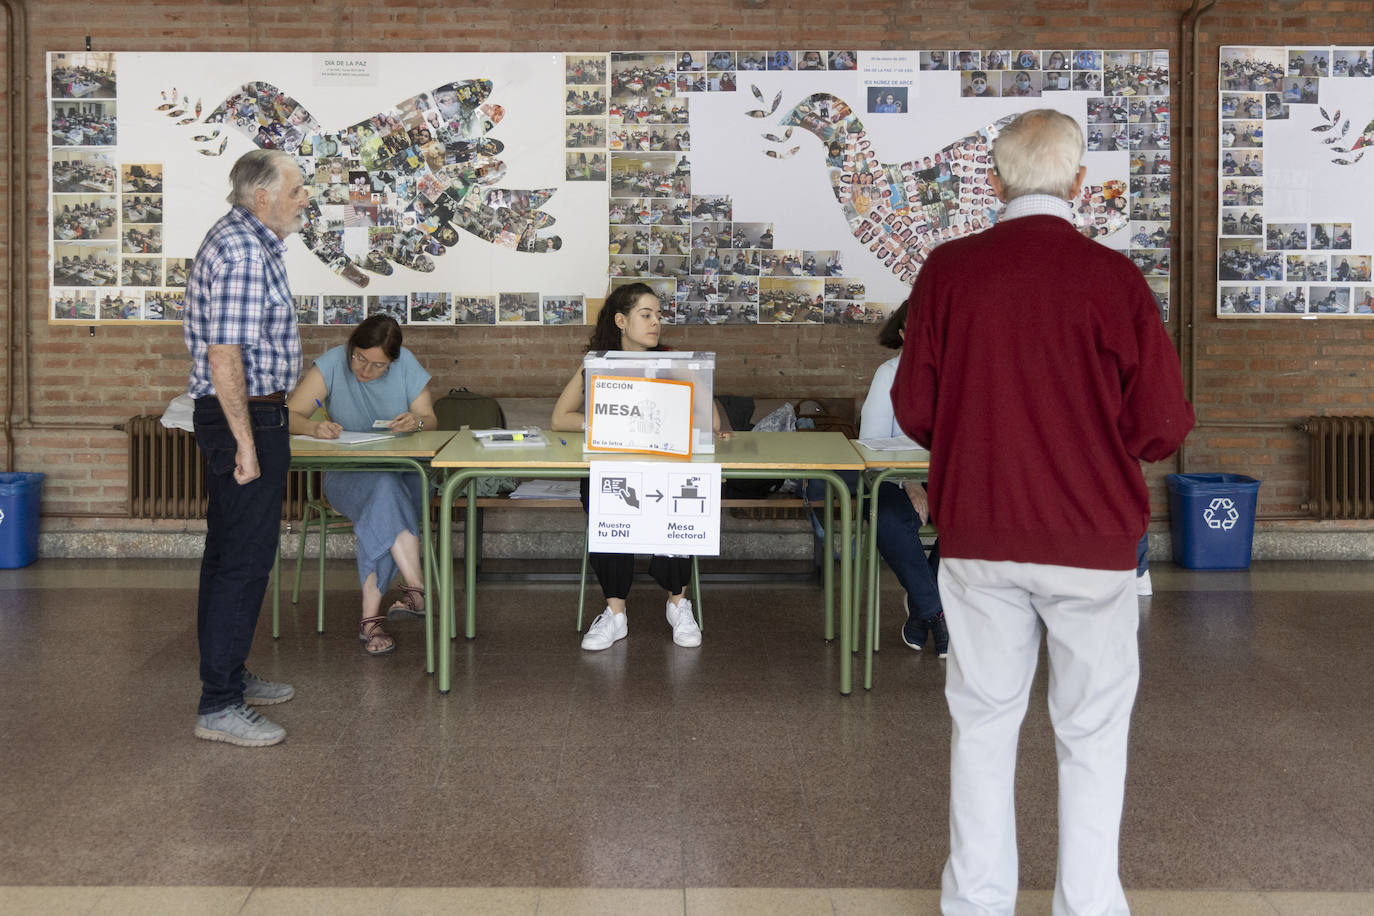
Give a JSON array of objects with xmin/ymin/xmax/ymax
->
[{"xmin": 312, "ymin": 399, "xmax": 342, "ymax": 440}]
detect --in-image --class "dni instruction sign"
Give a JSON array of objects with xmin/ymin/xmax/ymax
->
[
  {"xmin": 588, "ymin": 461, "xmax": 721, "ymax": 555},
  {"xmin": 586, "ymin": 375, "xmax": 694, "ymax": 457}
]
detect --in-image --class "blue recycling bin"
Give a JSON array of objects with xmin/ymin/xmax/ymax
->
[
  {"xmin": 0, "ymin": 472, "xmax": 45, "ymax": 569},
  {"xmin": 1166, "ymin": 473, "xmax": 1261, "ymax": 570}
]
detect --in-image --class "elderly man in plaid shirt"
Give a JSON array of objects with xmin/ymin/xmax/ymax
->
[{"xmin": 184, "ymin": 149, "xmax": 309, "ymax": 747}]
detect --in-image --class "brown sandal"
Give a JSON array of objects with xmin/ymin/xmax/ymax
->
[
  {"xmin": 386, "ymin": 585, "xmax": 426, "ymax": 620},
  {"xmin": 358, "ymin": 615, "xmax": 396, "ymax": 655}
]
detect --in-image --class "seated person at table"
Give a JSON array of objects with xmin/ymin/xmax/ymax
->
[
  {"xmin": 286, "ymin": 315, "xmax": 438, "ymax": 655},
  {"xmin": 860, "ymin": 302, "xmax": 948, "ymax": 656},
  {"xmin": 551, "ymin": 282, "xmax": 725, "ymax": 651}
]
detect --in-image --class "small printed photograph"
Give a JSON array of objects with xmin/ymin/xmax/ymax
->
[
  {"xmin": 705, "ymin": 71, "xmax": 738, "ymax": 92},
  {"xmin": 98, "ymin": 288, "xmax": 143, "ymax": 320},
  {"xmin": 797, "ymin": 50, "xmax": 827, "ymax": 71},
  {"xmin": 1130, "ymin": 221, "xmax": 1171, "ymax": 248},
  {"xmin": 323, "ymin": 294, "xmax": 365, "ymax": 325},
  {"xmin": 52, "ymin": 149, "xmax": 116, "ymax": 193},
  {"xmin": 759, "ymin": 277, "xmax": 825, "ymax": 324},
  {"xmin": 1221, "ymin": 208, "xmax": 1263, "ymax": 236},
  {"xmin": 51, "ymin": 100, "xmax": 116, "ymax": 146},
  {"xmin": 610, "ymin": 152, "xmax": 689, "ymax": 199},
  {"xmin": 565, "ymin": 151, "xmax": 607, "ymax": 182},
  {"xmin": 609, "ymin": 277, "xmax": 674, "ymax": 309},
  {"xmin": 1221, "ymin": 92, "xmax": 1265, "ymax": 119},
  {"xmin": 1104, "ymin": 50, "xmax": 1169, "ymax": 95},
  {"xmin": 1219, "ymin": 284, "xmax": 1263, "ymax": 314},
  {"xmin": 826, "ymin": 278, "xmax": 866, "ymax": 300},
  {"xmin": 1089, "ymin": 97, "xmax": 1128, "ymax": 123},
  {"xmin": 1218, "ymin": 238, "xmax": 1272, "ymax": 280},
  {"xmin": 738, "ymin": 53, "xmax": 768, "ymax": 72},
  {"xmin": 955, "ymin": 51, "xmax": 981, "ymax": 71},
  {"xmin": 292, "ymin": 294, "xmax": 319, "ymax": 324},
  {"xmin": 1130, "ymin": 97, "xmax": 1171, "ymax": 122},
  {"xmin": 1042, "ymin": 50, "xmax": 1071, "ymax": 71},
  {"xmin": 1011, "ymin": 50, "xmax": 1040, "ymax": 71},
  {"xmin": 981, "ymin": 50, "xmax": 1010, "ymax": 71},
  {"xmin": 1072, "ymin": 70, "xmax": 1103, "ymax": 91},
  {"xmin": 1221, "ymin": 149, "xmax": 1262, "ymax": 176},
  {"xmin": 708, "ymin": 50, "xmax": 737, "ymax": 71},
  {"xmin": 1131, "ymin": 150, "xmax": 1169, "ymax": 174},
  {"xmin": 49, "ymin": 51, "xmax": 116, "ymax": 99},
  {"xmin": 867, "ymin": 86, "xmax": 909, "ymax": 113},
  {"xmin": 829, "ymin": 50, "xmax": 858, "ymax": 71},
  {"xmin": 1221, "ymin": 120, "xmax": 1263, "ymax": 147},
  {"xmin": 677, "ymin": 51, "xmax": 706, "ymax": 72},
  {"xmin": 1265, "ymin": 93, "xmax": 1290, "ymax": 119},
  {"xmin": 961, "ymin": 71, "xmax": 998, "ymax": 98},
  {"xmin": 1333, "ymin": 48, "xmax": 1373, "ymax": 77},
  {"xmin": 454, "ymin": 294, "xmax": 496, "ymax": 325},
  {"xmin": 1282, "ymin": 77, "xmax": 1320, "ymax": 104},
  {"xmin": 1087, "ymin": 125, "xmax": 1128, "ymax": 152},
  {"xmin": 367, "ymin": 294, "xmax": 409, "ymax": 323},
  {"xmin": 123, "ymin": 194, "xmax": 163, "ymax": 223},
  {"xmin": 1267, "ymin": 222, "xmax": 1307, "ymax": 250},
  {"xmin": 650, "ymin": 225, "xmax": 690, "ymax": 257},
  {"xmin": 1221, "ymin": 178, "xmax": 1262, "ymax": 206},
  {"xmin": 1356, "ymin": 286, "xmax": 1374, "ymax": 313},
  {"xmin": 52, "ymin": 194, "xmax": 116, "ymax": 241},
  {"xmin": 1331, "ymin": 254, "xmax": 1371, "ymax": 281},
  {"xmin": 690, "ymin": 195, "xmax": 732, "ymax": 222},
  {"xmin": 542, "ymin": 295, "xmax": 585, "ymax": 325},
  {"xmin": 565, "ymin": 118, "xmax": 606, "ymax": 148},
  {"xmin": 1287, "ymin": 48, "xmax": 1329, "ymax": 77},
  {"xmin": 920, "ymin": 51, "xmax": 950, "ymax": 71},
  {"xmin": 1148, "ymin": 278, "xmax": 1169, "ymax": 322},
  {"xmin": 122, "ymin": 257, "xmax": 162, "ymax": 286},
  {"xmin": 408, "ymin": 292, "xmax": 452, "ymax": 323},
  {"xmin": 715, "ymin": 249, "xmax": 758, "ymax": 276},
  {"xmin": 1042, "ymin": 70, "xmax": 1072, "ymax": 92},
  {"xmin": 677, "ymin": 299, "xmax": 751, "ymax": 325},
  {"xmin": 1286, "ymin": 254, "xmax": 1328, "ymax": 281},
  {"xmin": 1308, "ymin": 285, "xmax": 1351, "ymax": 314},
  {"xmin": 565, "ymin": 86, "xmax": 606, "ymax": 116},
  {"xmin": 1309, "ymin": 222, "xmax": 1340, "ymax": 250},
  {"xmin": 1263, "ymin": 285, "xmax": 1306, "ymax": 314},
  {"xmin": 767, "ymin": 50, "xmax": 795, "ymax": 71},
  {"xmin": 53, "ymin": 242, "xmax": 117, "ymax": 286},
  {"xmin": 1221, "ymin": 47, "xmax": 1285, "ymax": 92},
  {"xmin": 566, "ymin": 55, "xmax": 608, "ymax": 85},
  {"xmin": 144, "ymin": 289, "xmax": 185, "ymax": 321},
  {"xmin": 1130, "ymin": 249, "xmax": 1170, "ymax": 276},
  {"xmin": 1130, "ymin": 124, "xmax": 1170, "ymax": 151},
  {"xmin": 1003, "ymin": 70, "xmax": 1041, "ymax": 97},
  {"xmin": 165, "ymin": 257, "xmax": 192, "ymax": 287},
  {"xmin": 498, "ymin": 291, "xmax": 540, "ymax": 323},
  {"xmin": 120, "ymin": 163, "xmax": 162, "ymax": 193},
  {"xmin": 1330, "ymin": 223, "xmax": 1353, "ymax": 249},
  {"xmin": 122, "ymin": 224, "xmax": 162, "ymax": 254},
  {"xmin": 51, "ymin": 290, "xmax": 97, "ymax": 321},
  {"xmin": 1072, "ymin": 50, "xmax": 1101, "ymax": 70}
]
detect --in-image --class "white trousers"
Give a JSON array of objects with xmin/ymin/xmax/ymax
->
[{"xmin": 938, "ymin": 558, "xmax": 1138, "ymax": 916}]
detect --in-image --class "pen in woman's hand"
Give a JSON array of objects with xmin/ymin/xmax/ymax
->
[{"xmin": 314, "ymin": 398, "xmax": 331, "ymax": 422}]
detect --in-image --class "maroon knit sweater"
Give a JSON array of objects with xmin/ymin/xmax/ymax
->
[{"xmin": 892, "ymin": 214, "xmax": 1195, "ymax": 570}]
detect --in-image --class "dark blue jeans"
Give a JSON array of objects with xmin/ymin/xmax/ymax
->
[
  {"xmin": 873, "ymin": 480, "xmax": 943, "ymax": 621},
  {"xmin": 193, "ymin": 397, "xmax": 290, "ymax": 715}
]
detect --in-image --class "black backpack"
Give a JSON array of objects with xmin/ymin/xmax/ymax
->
[{"xmin": 433, "ymin": 387, "xmax": 505, "ymax": 430}]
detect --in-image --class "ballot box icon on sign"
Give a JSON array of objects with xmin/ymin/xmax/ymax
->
[{"xmin": 672, "ymin": 476, "xmax": 708, "ymax": 514}]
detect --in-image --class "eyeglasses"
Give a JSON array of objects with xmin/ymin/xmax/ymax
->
[{"xmin": 350, "ymin": 351, "xmax": 391, "ymax": 373}]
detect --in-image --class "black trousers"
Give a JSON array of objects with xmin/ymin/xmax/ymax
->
[{"xmin": 579, "ymin": 478, "xmax": 692, "ymax": 601}]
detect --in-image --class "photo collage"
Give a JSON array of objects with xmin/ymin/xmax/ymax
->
[
  {"xmin": 48, "ymin": 50, "xmax": 1170, "ymax": 326},
  {"xmin": 1217, "ymin": 46, "xmax": 1374, "ymax": 316}
]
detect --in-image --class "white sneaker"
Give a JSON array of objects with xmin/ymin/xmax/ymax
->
[
  {"xmin": 666, "ymin": 598, "xmax": 701, "ymax": 648},
  {"xmin": 581, "ymin": 609, "xmax": 627, "ymax": 650},
  {"xmin": 1136, "ymin": 570, "xmax": 1153, "ymax": 597}
]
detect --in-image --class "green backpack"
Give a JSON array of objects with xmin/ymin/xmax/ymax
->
[{"xmin": 433, "ymin": 387, "xmax": 505, "ymax": 430}]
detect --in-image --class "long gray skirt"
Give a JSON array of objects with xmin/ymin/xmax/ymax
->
[{"xmin": 322, "ymin": 470, "xmax": 426, "ymax": 592}]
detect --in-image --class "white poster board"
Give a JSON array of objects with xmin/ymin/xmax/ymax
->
[{"xmin": 587, "ymin": 461, "xmax": 721, "ymax": 555}]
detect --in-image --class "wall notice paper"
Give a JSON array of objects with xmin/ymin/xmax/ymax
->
[
  {"xmin": 588, "ymin": 461, "xmax": 721, "ymax": 555},
  {"xmin": 586, "ymin": 375, "xmax": 694, "ymax": 456}
]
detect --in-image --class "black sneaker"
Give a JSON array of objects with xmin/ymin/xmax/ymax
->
[
  {"xmin": 901, "ymin": 598, "xmax": 927, "ymax": 650},
  {"xmin": 930, "ymin": 613, "xmax": 950, "ymax": 659}
]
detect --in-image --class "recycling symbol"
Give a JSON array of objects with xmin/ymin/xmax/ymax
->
[{"xmin": 1203, "ymin": 497, "xmax": 1239, "ymax": 531}]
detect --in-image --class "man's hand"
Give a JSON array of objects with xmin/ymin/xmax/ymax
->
[
  {"xmin": 905, "ymin": 481, "xmax": 930, "ymax": 526},
  {"xmin": 234, "ymin": 444, "xmax": 261, "ymax": 485}
]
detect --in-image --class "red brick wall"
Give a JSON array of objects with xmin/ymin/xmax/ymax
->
[{"xmin": 5, "ymin": 0, "xmax": 1374, "ymax": 533}]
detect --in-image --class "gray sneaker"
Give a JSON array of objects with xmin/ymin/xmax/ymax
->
[
  {"xmin": 194, "ymin": 702, "xmax": 285, "ymax": 747},
  {"xmin": 243, "ymin": 670, "xmax": 294, "ymax": 706}
]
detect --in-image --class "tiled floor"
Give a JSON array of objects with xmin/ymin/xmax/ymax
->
[{"xmin": 1, "ymin": 558, "xmax": 1371, "ymax": 915}]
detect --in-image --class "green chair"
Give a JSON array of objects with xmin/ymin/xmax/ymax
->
[
  {"xmin": 272, "ymin": 470, "xmax": 353, "ymax": 637},
  {"xmin": 575, "ymin": 535, "xmax": 703, "ymax": 633}
]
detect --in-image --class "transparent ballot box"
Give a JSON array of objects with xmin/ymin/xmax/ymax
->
[{"xmin": 582, "ymin": 350, "xmax": 715, "ymax": 455}]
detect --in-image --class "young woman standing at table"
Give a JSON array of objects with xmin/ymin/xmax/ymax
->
[
  {"xmin": 552, "ymin": 282, "xmax": 721, "ymax": 651},
  {"xmin": 860, "ymin": 302, "xmax": 949, "ymax": 656},
  {"xmin": 286, "ymin": 315, "xmax": 438, "ymax": 655}
]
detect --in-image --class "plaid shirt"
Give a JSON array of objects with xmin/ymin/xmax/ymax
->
[{"xmin": 183, "ymin": 206, "xmax": 301, "ymax": 398}]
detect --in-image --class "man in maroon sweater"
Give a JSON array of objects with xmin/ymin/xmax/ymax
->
[{"xmin": 892, "ymin": 109, "xmax": 1193, "ymax": 915}]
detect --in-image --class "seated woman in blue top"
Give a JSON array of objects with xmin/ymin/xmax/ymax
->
[
  {"xmin": 285, "ymin": 315, "xmax": 438, "ymax": 655},
  {"xmin": 860, "ymin": 302, "xmax": 948, "ymax": 656}
]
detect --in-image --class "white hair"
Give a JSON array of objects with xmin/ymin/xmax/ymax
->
[
  {"xmin": 226, "ymin": 149, "xmax": 295, "ymax": 208},
  {"xmin": 991, "ymin": 109, "xmax": 1085, "ymax": 200}
]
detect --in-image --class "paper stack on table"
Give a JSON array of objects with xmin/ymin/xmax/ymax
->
[
  {"xmin": 509, "ymin": 479, "xmax": 581, "ymax": 499},
  {"xmin": 471, "ymin": 427, "xmax": 547, "ymax": 448},
  {"xmin": 857, "ymin": 435, "xmax": 924, "ymax": 451}
]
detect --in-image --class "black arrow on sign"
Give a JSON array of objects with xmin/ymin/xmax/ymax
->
[{"xmin": 647, "ymin": 489, "xmax": 664, "ymax": 502}]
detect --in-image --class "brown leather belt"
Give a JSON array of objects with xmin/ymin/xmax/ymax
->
[{"xmin": 246, "ymin": 391, "xmax": 285, "ymax": 404}]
